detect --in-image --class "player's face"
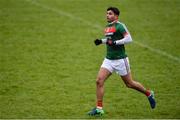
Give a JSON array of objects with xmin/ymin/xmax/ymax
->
[{"xmin": 106, "ymin": 10, "xmax": 118, "ymax": 22}]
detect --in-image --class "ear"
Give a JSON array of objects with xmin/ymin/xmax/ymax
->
[{"xmin": 115, "ymin": 15, "xmax": 118, "ymax": 20}]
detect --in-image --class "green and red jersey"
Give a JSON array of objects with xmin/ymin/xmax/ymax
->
[{"xmin": 104, "ymin": 21, "xmax": 129, "ymax": 59}]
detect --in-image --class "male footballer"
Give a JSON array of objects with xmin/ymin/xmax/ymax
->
[{"xmin": 88, "ymin": 7, "xmax": 156, "ymax": 116}]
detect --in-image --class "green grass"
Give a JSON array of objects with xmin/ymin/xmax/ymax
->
[{"xmin": 0, "ymin": 0, "xmax": 180, "ymax": 119}]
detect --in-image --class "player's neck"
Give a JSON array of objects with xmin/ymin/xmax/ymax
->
[{"xmin": 108, "ymin": 19, "xmax": 118, "ymax": 25}]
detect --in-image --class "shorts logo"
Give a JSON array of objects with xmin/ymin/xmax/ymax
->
[{"xmin": 104, "ymin": 26, "xmax": 116, "ymax": 36}]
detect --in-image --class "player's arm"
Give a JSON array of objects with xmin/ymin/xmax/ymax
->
[
  {"xmin": 114, "ymin": 31, "xmax": 132, "ymax": 45},
  {"xmin": 94, "ymin": 38, "xmax": 107, "ymax": 46}
]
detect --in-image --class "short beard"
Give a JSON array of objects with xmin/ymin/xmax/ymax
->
[{"xmin": 107, "ymin": 19, "xmax": 112, "ymax": 23}]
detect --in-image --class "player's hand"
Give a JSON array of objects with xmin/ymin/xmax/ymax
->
[
  {"xmin": 94, "ymin": 39, "xmax": 102, "ymax": 46},
  {"xmin": 106, "ymin": 39, "xmax": 116, "ymax": 46}
]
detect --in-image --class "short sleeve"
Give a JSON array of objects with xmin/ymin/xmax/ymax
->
[{"xmin": 117, "ymin": 23, "xmax": 127, "ymax": 34}]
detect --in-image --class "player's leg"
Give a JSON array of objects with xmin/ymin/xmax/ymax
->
[
  {"xmin": 121, "ymin": 72, "xmax": 148, "ymax": 94},
  {"xmin": 88, "ymin": 67, "xmax": 111, "ymax": 115},
  {"xmin": 96, "ymin": 67, "xmax": 111, "ymax": 108},
  {"xmin": 121, "ymin": 73, "xmax": 156, "ymax": 109},
  {"xmin": 114, "ymin": 57, "xmax": 156, "ymax": 109}
]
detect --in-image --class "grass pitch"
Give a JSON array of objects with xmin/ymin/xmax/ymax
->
[{"xmin": 0, "ymin": 0, "xmax": 180, "ymax": 119}]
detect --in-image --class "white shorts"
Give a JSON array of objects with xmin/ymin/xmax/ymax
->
[{"xmin": 101, "ymin": 57, "xmax": 130, "ymax": 76}]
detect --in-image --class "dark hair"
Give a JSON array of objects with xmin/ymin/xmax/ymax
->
[{"xmin": 107, "ymin": 7, "xmax": 120, "ymax": 16}]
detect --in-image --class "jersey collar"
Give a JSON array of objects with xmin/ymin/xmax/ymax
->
[{"xmin": 108, "ymin": 20, "xmax": 118, "ymax": 25}]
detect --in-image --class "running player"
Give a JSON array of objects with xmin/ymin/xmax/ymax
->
[{"xmin": 88, "ymin": 7, "xmax": 156, "ymax": 116}]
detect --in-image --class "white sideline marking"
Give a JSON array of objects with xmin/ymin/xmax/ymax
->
[
  {"xmin": 134, "ymin": 41, "xmax": 180, "ymax": 63},
  {"xmin": 25, "ymin": 0, "xmax": 102, "ymax": 30},
  {"xmin": 25, "ymin": 0, "xmax": 180, "ymax": 63}
]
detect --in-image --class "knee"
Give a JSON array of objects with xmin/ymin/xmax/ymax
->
[{"xmin": 96, "ymin": 77, "xmax": 104, "ymax": 87}]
